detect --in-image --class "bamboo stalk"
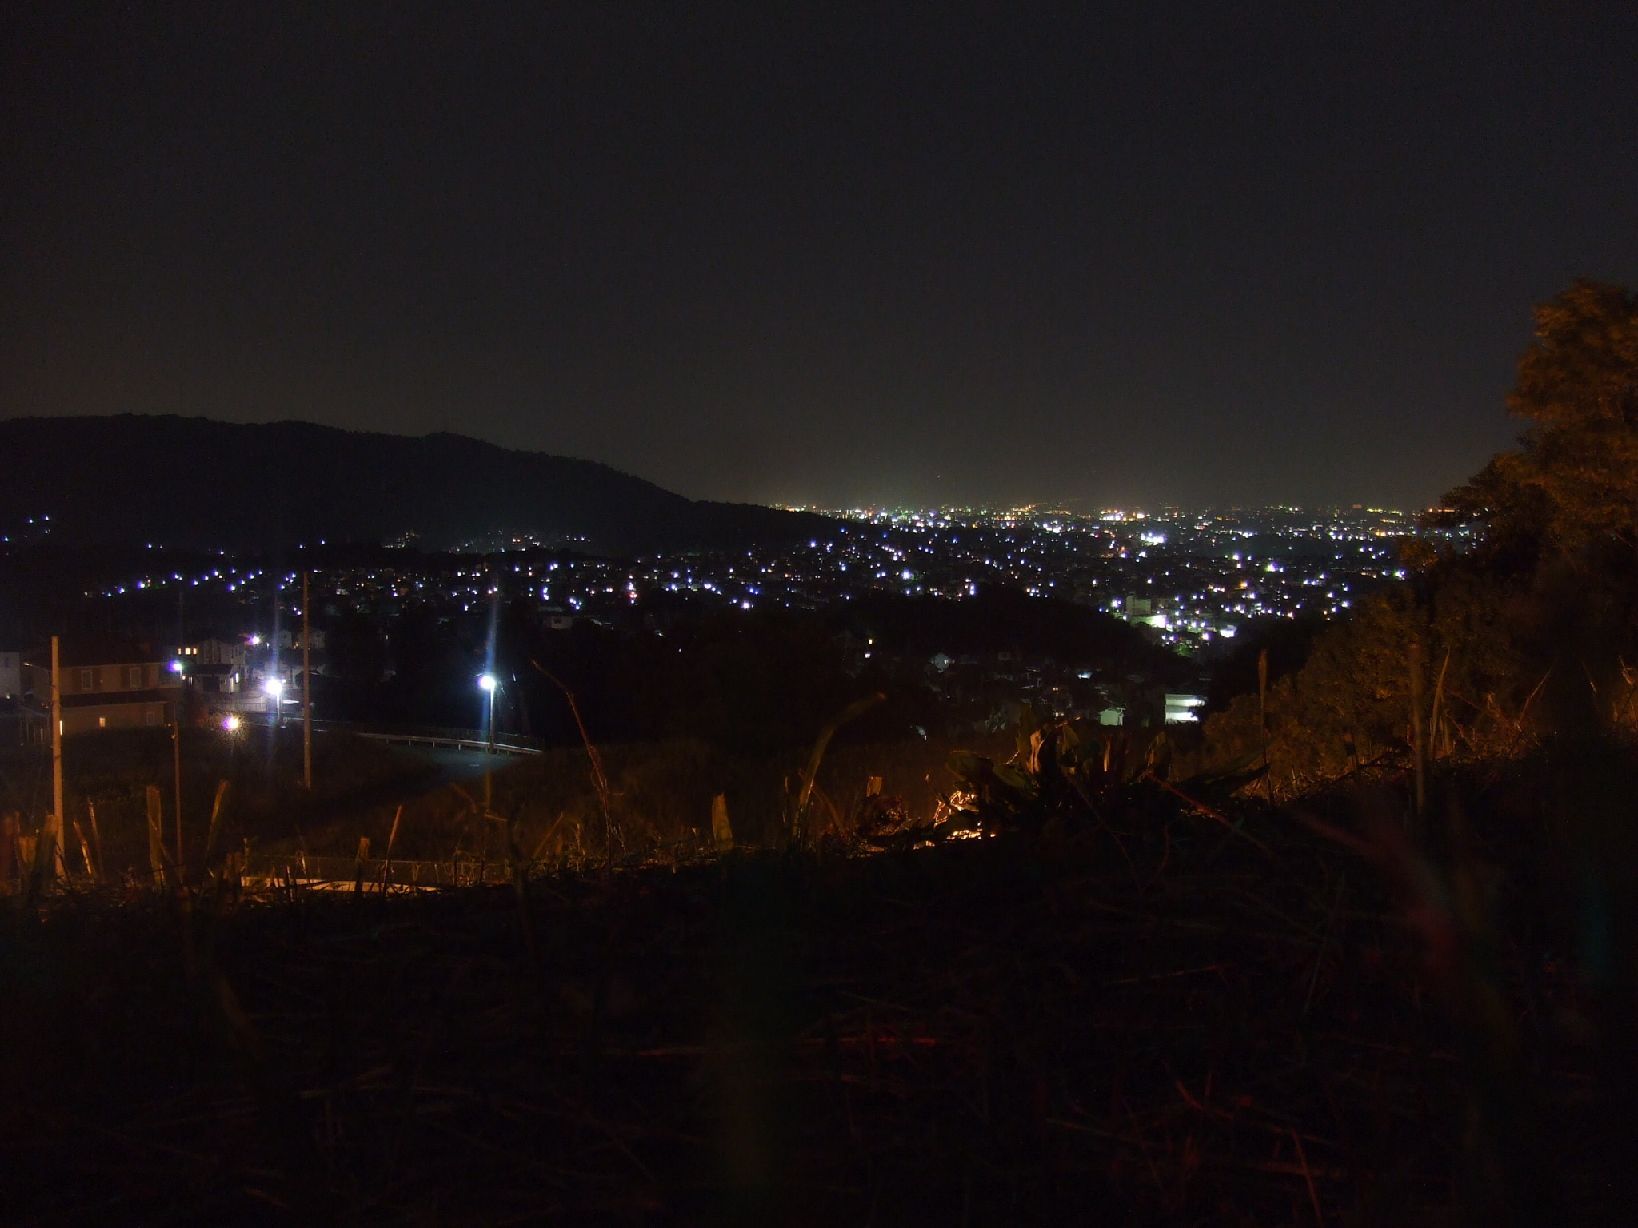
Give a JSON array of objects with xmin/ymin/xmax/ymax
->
[
  {"xmin": 1408, "ymin": 640, "xmax": 1427, "ymax": 824},
  {"xmin": 204, "ymin": 779, "xmax": 231, "ymax": 868},
  {"xmin": 382, "ymin": 804, "xmax": 403, "ymax": 889},
  {"xmin": 792, "ymin": 692, "xmax": 885, "ymax": 843},
  {"xmin": 86, "ymin": 801, "xmax": 105, "ymax": 884},
  {"xmin": 1429, "ymin": 647, "xmax": 1451, "ymax": 760},
  {"xmin": 531, "ymin": 661, "xmax": 616, "ymax": 864},
  {"xmin": 72, "ymin": 819, "xmax": 95, "ymax": 885},
  {"xmin": 146, "ymin": 784, "xmax": 167, "ymax": 889}
]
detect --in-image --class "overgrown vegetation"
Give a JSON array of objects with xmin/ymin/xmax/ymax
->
[
  {"xmin": 3, "ymin": 738, "xmax": 1626, "ymax": 1223},
  {"xmin": 0, "ymin": 727, "xmax": 432, "ymax": 884},
  {"xmin": 288, "ymin": 730, "xmax": 1018, "ymax": 865}
]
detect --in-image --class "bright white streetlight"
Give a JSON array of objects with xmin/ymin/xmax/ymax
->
[
  {"xmin": 264, "ymin": 676, "xmax": 286, "ymax": 728},
  {"xmin": 478, "ymin": 673, "xmax": 498, "ymax": 752},
  {"xmin": 222, "ymin": 714, "xmax": 242, "ymax": 733}
]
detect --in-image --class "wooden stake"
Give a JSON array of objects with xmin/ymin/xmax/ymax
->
[
  {"xmin": 711, "ymin": 793, "xmax": 733, "ymax": 852},
  {"xmin": 48, "ymin": 635, "xmax": 64, "ymax": 880},
  {"xmin": 172, "ymin": 712, "xmax": 184, "ymax": 879}
]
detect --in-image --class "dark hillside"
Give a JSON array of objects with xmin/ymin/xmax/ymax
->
[{"xmin": 0, "ymin": 415, "xmax": 831, "ymax": 554}]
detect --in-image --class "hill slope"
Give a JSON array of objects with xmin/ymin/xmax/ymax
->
[{"xmin": 0, "ymin": 415, "xmax": 828, "ymax": 554}]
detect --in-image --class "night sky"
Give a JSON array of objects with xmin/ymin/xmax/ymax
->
[{"xmin": 4, "ymin": 2, "xmax": 1635, "ymax": 511}]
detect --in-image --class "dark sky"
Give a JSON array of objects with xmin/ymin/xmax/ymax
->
[{"xmin": 4, "ymin": 2, "xmax": 1635, "ymax": 510}]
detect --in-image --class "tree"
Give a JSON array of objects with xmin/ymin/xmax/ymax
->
[
  {"xmin": 1447, "ymin": 280, "xmax": 1638, "ymax": 563},
  {"xmin": 1201, "ymin": 281, "xmax": 1638, "ymax": 782},
  {"xmin": 1444, "ymin": 281, "xmax": 1638, "ymax": 732}
]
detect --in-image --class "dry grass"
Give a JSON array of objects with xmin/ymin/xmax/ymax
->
[
  {"xmin": 281, "ymin": 732, "xmax": 1018, "ymax": 867},
  {"xmin": 2, "ymin": 743, "xmax": 1625, "ymax": 1225}
]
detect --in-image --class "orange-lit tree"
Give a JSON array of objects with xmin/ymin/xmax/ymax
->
[
  {"xmin": 1202, "ymin": 280, "xmax": 1638, "ymax": 787},
  {"xmin": 1448, "ymin": 280, "xmax": 1638, "ymax": 565}
]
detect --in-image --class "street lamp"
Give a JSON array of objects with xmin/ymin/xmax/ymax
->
[
  {"xmin": 221, "ymin": 712, "xmax": 243, "ymax": 769},
  {"xmin": 264, "ymin": 676, "xmax": 285, "ymax": 728},
  {"xmin": 478, "ymin": 672, "xmax": 497, "ymax": 752}
]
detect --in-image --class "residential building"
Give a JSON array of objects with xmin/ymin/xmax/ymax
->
[
  {"xmin": 188, "ymin": 662, "xmax": 242, "ymax": 695},
  {"xmin": 176, "ymin": 636, "xmax": 250, "ymax": 670},
  {"xmin": 22, "ymin": 641, "xmax": 185, "ymax": 736}
]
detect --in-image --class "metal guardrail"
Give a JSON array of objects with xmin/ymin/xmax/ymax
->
[
  {"xmin": 237, "ymin": 713, "xmax": 543, "ymax": 756},
  {"xmin": 348, "ymin": 731, "xmax": 541, "ymax": 756}
]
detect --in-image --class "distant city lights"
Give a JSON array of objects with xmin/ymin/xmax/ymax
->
[{"xmin": 71, "ymin": 504, "xmax": 1473, "ymax": 659}]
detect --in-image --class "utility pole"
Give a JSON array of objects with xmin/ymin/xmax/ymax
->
[
  {"xmin": 48, "ymin": 635, "xmax": 64, "ymax": 880},
  {"xmin": 302, "ymin": 570, "xmax": 313, "ymax": 790}
]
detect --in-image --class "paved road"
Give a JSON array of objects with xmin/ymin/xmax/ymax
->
[{"xmin": 390, "ymin": 743, "xmax": 519, "ymax": 785}]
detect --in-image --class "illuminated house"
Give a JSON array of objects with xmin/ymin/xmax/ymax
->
[
  {"xmin": 175, "ymin": 636, "xmax": 251, "ymax": 670},
  {"xmin": 22, "ymin": 641, "xmax": 184, "ymax": 736}
]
